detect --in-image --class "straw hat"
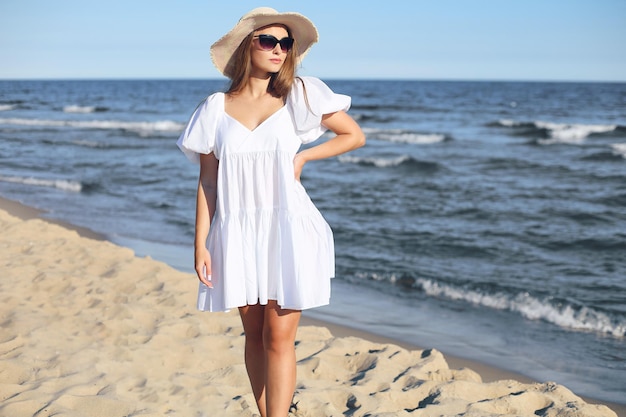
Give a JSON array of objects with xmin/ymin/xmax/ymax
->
[{"xmin": 210, "ymin": 7, "xmax": 319, "ymax": 78}]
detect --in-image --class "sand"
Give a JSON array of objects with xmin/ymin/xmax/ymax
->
[{"xmin": 0, "ymin": 200, "xmax": 621, "ymax": 417}]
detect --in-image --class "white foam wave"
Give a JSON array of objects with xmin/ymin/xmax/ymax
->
[
  {"xmin": 0, "ymin": 117, "xmax": 184, "ymax": 136},
  {"xmin": 338, "ymin": 155, "xmax": 412, "ymax": 168},
  {"xmin": 363, "ymin": 127, "xmax": 446, "ymax": 145},
  {"xmin": 0, "ymin": 175, "xmax": 82, "ymax": 192},
  {"xmin": 381, "ymin": 131, "xmax": 446, "ymax": 145},
  {"xmin": 497, "ymin": 119, "xmax": 617, "ymax": 144},
  {"xmin": 418, "ymin": 279, "xmax": 625, "ymax": 337},
  {"xmin": 538, "ymin": 122, "xmax": 617, "ymax": 144},
  {"xmin": 497, "ymin": 119, "xmax": 519, "ymax": 127},
  {"xmin": 610, "ymin": 143, "xmax": 626, "ymax": 159},
  {"xmin": 0, "ymin": 104, "xmax": 16, "ymax": 111},
  {"xmin": 63, "ymin": 105, "xmax": 97, "ymax": 113}
]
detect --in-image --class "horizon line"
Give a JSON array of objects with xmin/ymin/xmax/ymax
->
[{"xmin": 1, "ymin": 76, "xmax": 625, "ymax": 84}]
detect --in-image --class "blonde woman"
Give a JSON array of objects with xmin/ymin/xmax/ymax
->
[{"xmin": 178, "ymin": 7, "xmax": 365, "ymax": 417}]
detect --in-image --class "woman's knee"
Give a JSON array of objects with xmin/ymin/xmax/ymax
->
[{"xmin": 263, "ymin": 303, "xmax": 300, "ymax": 353}]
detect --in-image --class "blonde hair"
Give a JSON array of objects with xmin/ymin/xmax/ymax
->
[{"xmin": 226, "ymin": 25, "xmax": 297, "ymax": 98}]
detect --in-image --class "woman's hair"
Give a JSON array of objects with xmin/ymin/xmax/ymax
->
[{"xmin": 226, "ymin": 24, "xmax": 297, "ymax": 98}]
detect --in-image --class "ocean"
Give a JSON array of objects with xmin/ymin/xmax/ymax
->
[{"xmin": 0, "ymin": 79, "xmax": 624, "ymax": 404}]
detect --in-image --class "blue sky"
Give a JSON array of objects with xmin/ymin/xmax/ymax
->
[{"xmin": 1, "ymin": 0, "xmax": 625, "ymax": 81}]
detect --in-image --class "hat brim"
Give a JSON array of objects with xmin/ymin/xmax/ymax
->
[{"xmin": 210, "ymin": 8, "xmax": 318, "ymax": 78}]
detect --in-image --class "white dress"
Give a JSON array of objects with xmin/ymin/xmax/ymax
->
[{"xmin": 177, "ymin": 76, "xmax": 351, "ymax": 312}]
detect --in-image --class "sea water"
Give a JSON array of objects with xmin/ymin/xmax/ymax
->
[{"xmin": 1, "ymin": 79, "xmax": 624, "ymax": 404}]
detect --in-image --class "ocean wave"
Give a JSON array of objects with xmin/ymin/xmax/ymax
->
[
  {"xmin": 0, "ymin": 104, "xmax": 16, "ymax": 111},
  {"xmin": 418, "ymin": 279, "xmax": 625, "ymax": 337},
  {"xmin": 63, "ymin": 105, "xmax": 109, "ymax": 113},
  {"xmin": 338, "ymin": 155, "xmax": 412, "ymax": 168},
  {"xmin": 364, "ymin": 128, "xmax": 449, "ymax": 145},
  {"xmin": 337, "ymin": 155, "xmax": 442, "ymax": 173},
  {"xmin": 353, "ymin": 113, "xmax": 396, "ymax": 124},
  {"xmin": 611, "ymin": 143, "xmax": 626, "ymax": 159},
  {"xmin": 0, "ymin": 175, "xmax": 82, "ymax": 192},
  {"xmin": 38, "ymin": 138, "xmax": 146, "ymax": 150},
  {"xmin": 491, "ymin": 119, "xmax": 622, "ymax": 144},
  {"xmin": 598, "ymin": 192, "xmax": 626, "ymax": 208},
  {"xmin": 0, "ymin": 117, "xmax": 184, "ymax": 137},
  {"xmin": 71, "ymin": 139, "xmax": 108, "ymax": 148},
  {"xmin": 539, "ymin": 236, "xmax": 625, "ymax": 252},
  {"xmin": 580, "ymin": 150, "xmax": 625, "ymax": 162},
  {"xmin": 537, "ymin": 122, "xmax": 618, "ymax": 145}
]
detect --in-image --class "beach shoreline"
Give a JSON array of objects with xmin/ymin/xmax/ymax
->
[{"xmin": 0, "ymin": 195, "xmax": 623, "ymax": 416}]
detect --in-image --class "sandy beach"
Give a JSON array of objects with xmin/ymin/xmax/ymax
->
[{"xmin": 0, "ymin": 197, "xmax": 622, "ymax": 417}]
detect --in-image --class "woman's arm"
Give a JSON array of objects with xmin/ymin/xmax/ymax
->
[
  {"xmin": 293, "ymin": 110, "xmax": 365, "ymax": 180},
  {"xmin": 195, "ymin": 152, "xmax": 219, "ymax": 287}
]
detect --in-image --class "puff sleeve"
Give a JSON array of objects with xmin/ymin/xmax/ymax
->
[
  {"xmin": 287, "ymin": 76, "xmax": 351, "ymax": 144},
  {"xmin": 176, "ymin": 93, "xmax": 222, "ymax": 164}
]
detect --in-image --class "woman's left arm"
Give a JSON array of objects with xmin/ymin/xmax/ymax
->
[{"xmin": 294, "ymin": 110, "xmax": 365, "ymax": 180}]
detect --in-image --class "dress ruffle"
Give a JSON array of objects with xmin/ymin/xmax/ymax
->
[
  {"xmin": 176, "ymin": 93, "xmax": 223, "ymax": 164},
  {"xmin": 197, "ymin": 199, "xmax": 334, "ymax": 312},
  {"xmin": 288, "ymin": 76, "xmax": 351, "ymax": 144}
]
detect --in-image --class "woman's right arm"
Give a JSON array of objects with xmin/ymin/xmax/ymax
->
[{"xmin": 195, "ymin": 152, "xmax": 219, "ymax": 287}]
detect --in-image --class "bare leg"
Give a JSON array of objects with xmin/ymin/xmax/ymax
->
[
  {"xmin": 264, "ymin": 301, "xmax": 301, "ymax": 417},
  {"xmin": 239, "ymin": 301, "xmax": 301, "ymax": 417},
  {"xmin": 239, "ymin": 303, "xmax": 268, "ymax": 416}
]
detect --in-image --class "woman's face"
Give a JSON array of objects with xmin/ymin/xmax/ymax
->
[{"xmin": 250, "ymin": 25, "xmax": 291, "ymax": 76}]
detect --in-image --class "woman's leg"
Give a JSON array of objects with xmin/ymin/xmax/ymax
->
[
  {"xmin": 239, "ymin": 301, "xmax": 301, "ymax": 417},
  {"xmin": 264, "ymin": 301, "xmax": 301, "ymax": 417},
  {"xmin": 239, "ymin": 303, "xmax": 268, "ymax": 416}
]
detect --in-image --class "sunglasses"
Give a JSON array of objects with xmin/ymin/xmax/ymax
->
[{"xmin": 253, "ymin": 34, "xmax": 294, "ymax": 53}]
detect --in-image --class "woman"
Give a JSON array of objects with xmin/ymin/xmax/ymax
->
[{"xmin": 177, "ymin": 7, "xmax": 365, "ymax": 417}]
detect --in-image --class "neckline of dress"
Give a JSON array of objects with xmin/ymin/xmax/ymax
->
[{"xmin": 221, "ymin": 93, "xmax": 287, "ymax": 133}]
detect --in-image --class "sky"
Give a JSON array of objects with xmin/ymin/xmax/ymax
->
[{"xmin": 1, "ymin": 0, "xmax": 625, "ymax": 82}]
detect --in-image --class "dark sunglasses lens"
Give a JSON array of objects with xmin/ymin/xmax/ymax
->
[
  {"xmin": 279, "ymin": 38, "xmax": 294, "ymax": 52},
  {"xmin": 258, "ymin": 36, "xmax": 278, "ymax": 50}
]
